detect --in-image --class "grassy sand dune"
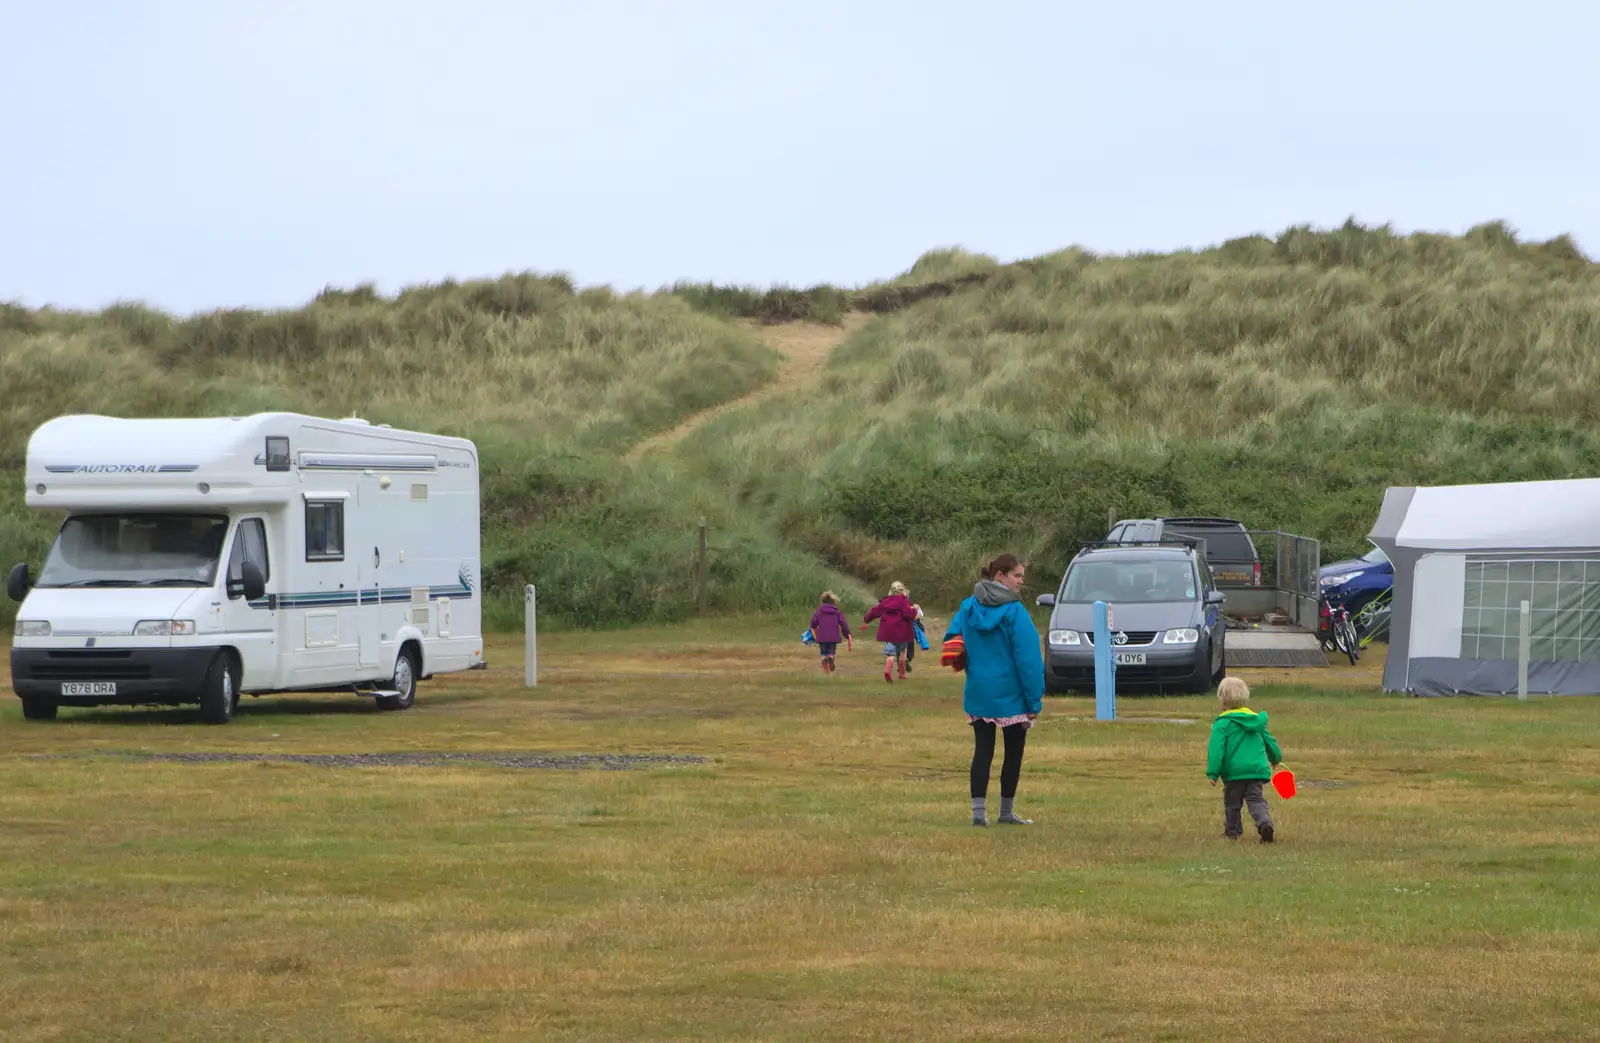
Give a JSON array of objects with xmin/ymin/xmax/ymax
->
[{"xmin": 5, "ymin": 221, "xmax": 1599, "ymax": 625}]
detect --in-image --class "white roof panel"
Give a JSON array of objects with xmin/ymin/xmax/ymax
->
[
  {"xmin": 1394, "ymin": 476, "xmax": 1600, "ymax": 550},
  {"xmin": 25, "ymin": 415, "xmax": 294, "ymax": 476},
  {"xmin": 23, "ymin": 413, "xmax": 476, "ymax": 511}
]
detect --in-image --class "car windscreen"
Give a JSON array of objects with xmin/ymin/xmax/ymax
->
[
  {"xmin": 34, "ymin": 513, "xmax": 229, "ymax": 588},
  {"xmin": 1362, "ymin": 544, "xmax": 1391, "ymax": 565},
  {"xmin": 1060, "ymin": 558, "xmax": 1198, "ymax": 604},
  {"xmin": 1162, "ymin": 524, "xmax": 1256, "ymax": 562}
]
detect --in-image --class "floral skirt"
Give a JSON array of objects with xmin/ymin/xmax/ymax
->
[{"xmin": 966, "ymin": 714, "xmax": 1034, "ymax": 730}]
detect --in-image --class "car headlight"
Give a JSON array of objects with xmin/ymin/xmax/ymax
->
[
  {"xmin": 1048, "ymin": 629, "xmax": 1082, "ymax": 646},
  {"xmin": 133, "ymin": 620, "xmax": 196, "ymax": 637},
  {"xmin": 1321, "ymin": 571, "xmax": 1362, "ymax": 587},
  {"xmin": 1164, "ymin": 628, "xmax": 1200, "ymax": 644},
  {"xmin": 14, "ymin": 620, "xmax": 51, "ymax": 637}
]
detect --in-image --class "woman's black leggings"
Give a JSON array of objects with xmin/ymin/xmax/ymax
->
[{"xmin": 970, "ymin": 721, "xmax": 1028, "ymax": 799}]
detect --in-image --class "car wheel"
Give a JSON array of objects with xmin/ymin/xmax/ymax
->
[
  {"xmin": 1211, "ymin": 636, "xmax": 1227, "ymax": 684},
  {"xmin": 21, "ymin": 697, "xmax": 58, "ymax": 721},
  {"xmin": 1349, "ymin": 594, "xmax": 1389, "ymax": 639},
  {"xmin": 199, "ymin": 653, "xmax": 239, "ymax": 725},
  {"xmin": 377, "ymin": 647, "xmax": 418, "ymax": 711},
  {"xmin": 1186, "ymin": 640, "xmax": 1217, "ymax": 694}
]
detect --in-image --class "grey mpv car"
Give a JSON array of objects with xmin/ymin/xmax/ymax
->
[{"xmin": 1036, "ymin": 542, "xmax": 1227, "ymax": 694}]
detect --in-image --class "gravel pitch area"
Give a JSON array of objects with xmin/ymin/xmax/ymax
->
[{"xmin": 41, "ymin": 751, "xmax": 709, "ymax": 770}]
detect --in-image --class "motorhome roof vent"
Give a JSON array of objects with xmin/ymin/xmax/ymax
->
[{"xmin": 342, "ymin": 417, "xmax": 371, "ymax": 426}]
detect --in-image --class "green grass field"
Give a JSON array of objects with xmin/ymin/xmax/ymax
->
[{"xmin": 4, "ymin": 627, "xmax": 1598, "ymax": 1042}]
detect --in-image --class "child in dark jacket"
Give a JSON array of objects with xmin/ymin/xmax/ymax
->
[
  {"xmin": 809, "ymin": 591, "xmax": 851, "ymax": 675},
  {"xmin": 1205, "ymin": 677, "xmax": 1284, "ymax": 843},
  {"xmin": 904, "ymin": 602, "xmax": 928, "ymax": 672},
  {"xmin": 865, "ymin": 581, "xmax": 917, "ymax": 684}
]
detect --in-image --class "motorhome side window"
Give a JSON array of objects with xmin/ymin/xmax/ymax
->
[
  {"xmin": 305, "ymin": 501, "xmax": 345, "ymax": 562},
  {"xmin": 226, "ymin": 519, "xmax": 270, "ymax": 598}
]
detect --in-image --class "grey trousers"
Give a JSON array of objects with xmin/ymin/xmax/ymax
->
[{"xmin": 1223, "ymin": 780, "xmax": 1273, "ymax": 836}]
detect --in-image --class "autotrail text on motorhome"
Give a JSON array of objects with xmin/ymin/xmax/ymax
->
[{"xmin": 7, "ymin": 413, "xmax": 484, "ymax": 723}]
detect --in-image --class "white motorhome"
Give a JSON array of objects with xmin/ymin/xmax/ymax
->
[{"xmin": 7, "ymin": 413, "xmax": 484, "ymax": 723}]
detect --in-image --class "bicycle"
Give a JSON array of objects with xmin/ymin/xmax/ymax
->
[{"xmin": 1320, "ymin": 594, "xmax": 1361, "ymax": 665}]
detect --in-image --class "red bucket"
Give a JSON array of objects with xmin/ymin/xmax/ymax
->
[{"xmin": 1271, "ymin": 765, "xmax": 1296, "ymax": 800}]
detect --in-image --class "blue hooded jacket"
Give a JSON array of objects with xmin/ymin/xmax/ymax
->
[{"xmin": 944, "ymin": 581, "xmax": 1045, "ymax": 719}]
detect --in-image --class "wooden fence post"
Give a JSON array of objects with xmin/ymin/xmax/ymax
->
[{"xmin": 695, "ymin": 518, "xmax": 709, "ymax": 616}]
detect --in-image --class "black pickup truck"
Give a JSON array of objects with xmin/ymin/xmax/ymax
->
[{"xmin": 1105, "ymin": 517, "xmax": 1261, "ymax": 588}]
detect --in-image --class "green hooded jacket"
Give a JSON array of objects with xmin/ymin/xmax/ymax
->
[{"xmin": 1205, "ymin": 708, "xmax": 1283, "ymax": 782}]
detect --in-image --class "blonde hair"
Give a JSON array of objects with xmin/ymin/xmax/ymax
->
[
  {"xmin": 820, "ymin": 590, "xmax": 838, "ymax": 605},
  {"xmin": 889, "ymin": 581, "xmax": 909, "ymax": 597},
  {"xmin": 1217, "ymin": 676, "xmax": 1250, "ymax": 711}
]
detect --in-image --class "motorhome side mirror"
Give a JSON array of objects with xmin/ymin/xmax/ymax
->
[
  {"xmin": 1036, "ymin": 594, "xmax": 1057, "ymax": 607},
  {"xmin": 240, "ymin": 562, "xmax": 266, "ymax": 602},
  {"xmin": 6, "ymin": 563, "xmax": 29, "ymax": 602}
]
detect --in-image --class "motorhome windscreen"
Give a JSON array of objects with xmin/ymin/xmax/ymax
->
[
  {"xmin": 34, "ymin": 513, "xmax": 230, "ymax": 588},
  {"xmin": 1061, "ymin": 559, "xmax": 1198, "ymax": 604}
]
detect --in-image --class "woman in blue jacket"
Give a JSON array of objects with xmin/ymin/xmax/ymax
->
[{"xmin": 944, "ymin": 553, "xmax": 1045, "ymax": 826}]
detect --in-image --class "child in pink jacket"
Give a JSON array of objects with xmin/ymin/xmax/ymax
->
[{"xmin": 865, "ymin": 581, "xmax": 918, "ymax": 684}]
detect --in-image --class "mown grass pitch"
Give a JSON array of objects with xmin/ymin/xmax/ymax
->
[{"xmin": 3, "ymin": 627, "xmax": 1598, "ymax": 1041}]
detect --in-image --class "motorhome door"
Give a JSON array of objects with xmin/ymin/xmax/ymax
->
[{"xmin": 221, "ymin": 516, "xmax": 278, "ymax": 687}]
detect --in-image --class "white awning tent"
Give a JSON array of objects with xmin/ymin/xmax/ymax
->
[{"xmin": 1371, "ymin": 477, "xmax": 1600, "ymax": 696}]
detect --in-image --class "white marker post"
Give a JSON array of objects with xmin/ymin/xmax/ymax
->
[
  {"xmin": 525, "ymin": 584, "xmax": 538, "ymax": 688},
  {"xmin": 1516, "ymin": 598, "xmax": 1530, "ymax": 701}
]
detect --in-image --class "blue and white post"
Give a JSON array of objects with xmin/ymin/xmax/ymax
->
[{"xmin": 1092, "ymin": 600, "xmax": 1116, "ymax": 721}]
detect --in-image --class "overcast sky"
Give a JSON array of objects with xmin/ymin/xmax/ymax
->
[{"xmin": 4, "ymin": 1, "xmax": 1596, "ymax": 314}]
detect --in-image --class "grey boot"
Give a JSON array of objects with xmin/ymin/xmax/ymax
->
[{"xmin": 998, "ymin": 797, "xmax": 1031, "ymax": 825}]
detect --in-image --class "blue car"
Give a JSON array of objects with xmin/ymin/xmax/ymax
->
[{"xmin": 1319, "ymin": 540, "xmax": 1393, "ymax": 635}]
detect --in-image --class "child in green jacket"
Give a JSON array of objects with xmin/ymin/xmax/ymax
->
[{"xmin": 1205, "ymin": 677, "xmax": 1283, "ymax": 843}]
